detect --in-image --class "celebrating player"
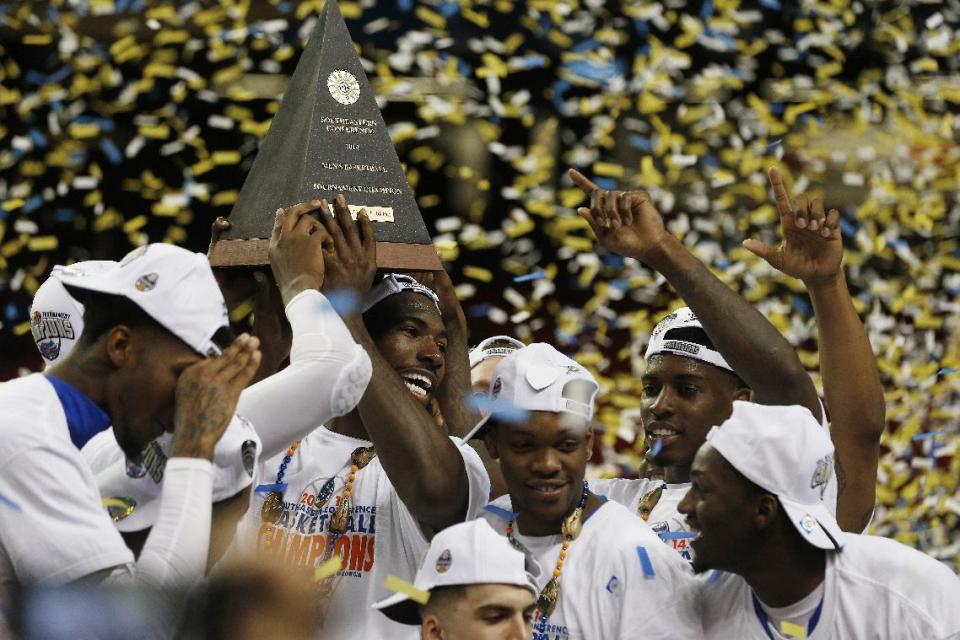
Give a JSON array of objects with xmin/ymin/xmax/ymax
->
[
  {"xmin": 570, "ymin": 167, "xmax": 870, "ymax": 559},
  {"xmin": 469, "ymin": 335, "xmax": 525, "ymax": 395},
  {"xmin": 374, "ymin": 519, "xmax": 537, "ymax": 640},
  {"xmin": 0, "ymin": 243, "xmax": 260, "ymax": 607},
  {"xmin": 680, "ymin": 402, "xmax": 960, "ymax": 638},
  {"xmin": 742, "ymin": 168, "xmax": 885, "ymax": 532},
  {"xmin": 228, "ymin": 196, "xmax": 490, "ymax": 639},
  {"xmin": 470, "ymin": 343, "xmax": 702, "ymax": 639}
]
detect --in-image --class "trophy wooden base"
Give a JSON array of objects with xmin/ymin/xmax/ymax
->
[{"xmin": 207, "ymin": 238, "xmax": 442, "ymax": 271}]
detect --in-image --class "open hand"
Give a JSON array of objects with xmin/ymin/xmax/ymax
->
[
  {"xmin": 742, "ymin": 168, "xmax": 842, "ymax": 285},
  {"xmin": 315, "ymin": 195, "xmax": 378, "ymax": 303},
  {"xmin": 268, "ymin": 201, "xmax": 333, "ymax": 307},
  {"xmin": 569, "ymin": 168, "xmax": 673, "ymax": 263},
  {"xmin": 170, "ymin": 333, "xmax": 262, "ymax": 459}
]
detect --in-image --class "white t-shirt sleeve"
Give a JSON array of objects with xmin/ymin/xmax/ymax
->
[
  {"xmin": 0, "ymin": 445, "xmax": 133, "ymax": 583},
  {"xmin": 237, "ymin": 289, "xmax": 373, "ymax": 459}
]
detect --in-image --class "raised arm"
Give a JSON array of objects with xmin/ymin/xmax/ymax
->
[
  {"xmin": 570, "ymin": 168, "xmax": 821, "ymax": 420},
  {"xmin": 743, "ymin": 168, "xmax": 884, "ymax": 532},
  {"xmin": 318, "ymin": 196, "xmax": 474, "ymax": 532},
  {"xmin": 415, "ymin": 267, "xmax": 508, "ymax": 499},
  {"xmin": 236, "ymin": 201, "xmax": 373, "ymax": 459}
]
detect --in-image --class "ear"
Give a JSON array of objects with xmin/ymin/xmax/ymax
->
[
  {"xmin": 483, "ymin": 428, "xmax": 500, "ymax": 460},
  {"xmin": 754, "ymin": 494, "xmax": 780, "ymax": 530},
  {"xmin": 584, "ymin": 426, "xmax": 594, "ymax": 454},
  {"xmin": 732, "ymin": 387, "xmax": 752, "ymax": 403},
  {"xmin": 421, "ymin": 614, "xmax": 444, "ymax": 639},
  {"xmin": 104, "ymin": 325, "xmax": 134, "ymax": 370}
]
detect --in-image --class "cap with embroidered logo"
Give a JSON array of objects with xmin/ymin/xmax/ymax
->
[
  {"xmin": 705, "ymin": 401, "xmax": 843, "ymax": 551},
  {"xmin": 464, "ymin": 343, "xmax": 599, "ymax": 440},
  {"xmin": 373, "ymin": 519, "xmax": 538, "ymax": 625},
  {"xmin": 54, "ymin": 244, "xmax": 229, "ymax": 358},
  {"xmin": 468, "ymin": 335, "xmax": 525, "ymax": 369},
  {"xmin": 31, "ymin": 260, "xmax": 118, "ymax": 366},
  {"xmin": 645, "ymin": 307, "xmax": 733, "ymax": 373}
]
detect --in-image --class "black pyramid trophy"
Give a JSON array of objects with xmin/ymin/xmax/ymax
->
[{"xmin": 208, "ymin": 0, "xmax": 441, "ymax": 271}]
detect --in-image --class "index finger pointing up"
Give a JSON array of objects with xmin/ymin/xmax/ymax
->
[
  {"xmin": 569, "ymin": 168, "xmax": 600, "ymax": 195},
  {"xmin": 767, "ymin": 167, "xmax": 793, "ymax": 219}
]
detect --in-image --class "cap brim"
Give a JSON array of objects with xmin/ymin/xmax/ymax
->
[
  {"xmin": 779, "ymin": 498, "xmax": 844, "ymax": 551},
  {"xmin": 372, "ymin": 592, "xmax": 421, "ymax": 625},
  {"xmin": 463, "ymin": 413, "xmax": 492, "ymax": 441}
]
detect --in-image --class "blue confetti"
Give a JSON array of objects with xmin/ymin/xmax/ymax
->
[
  {"xmin": 28, "ymin": 129, "xmax": 48, "ymax": 148},
  {"xmin": 593, "ymin": 177, "xmax": 617, "ymax": 190},
  {"xmin": 513, "ymin": 271, "xmax": 547, "ymax": 283},
  {"xmin": 629, "ymin": 135, "xmax": 653, "ymax": 152},
  {"xmin": 700, "ymin": 0, "xmax": 714, "ymax": 20},
  {"xmin": 100, "ymin": 138, "xmax": 123, "ymax": 164},
  {"xmin": 467, "ymin": 395, "xmax": 531, "ymax": 425},
  {"xmin": 0, "ymin": 493, "xmax": 20, "ymax": 512},
  {"xmin": 937, "ymin": 368, "xmax": 960, "ymax": 376},
  {"xmin": 649, "ymin": 438, "xmax": 663, "ymax": 458},
  {"xmin": 658, "ymin": 531, "xmax": 698, "ymax": 541},
  {"xmin": 911, "ymin": 430, "xmax": 944, "ymax": 441},
  {"xmin": 760, "ymin": 0, "xmax": 781, "ymax": 8},
  {"xmin": 398, "ymin": 0, "xmax": 412, "ymax": 11},
  {"xmin": 324, "ymin": 289, "xmax": 360, "ymax": 316},
  {"xmin": 708, "ymin": 570, "xmax": 723, "ymax": 584},
  {"xmin": 254, "ymin": 482, "xmax": 287, "ymax": 493},
  {"xmin": 636, "ymin": 546, "xmax": 656, "ymax": 578},
  {"xmin": 22, "ymin": 195, "xmax": 44, "ymax": 214},
  {"xmin": 767, "ymin": 138, "xmax": 783, "ymax": 149},
  {"xmin": 468, "ymin": 303, "xmax": 491, "ymax": 318}
]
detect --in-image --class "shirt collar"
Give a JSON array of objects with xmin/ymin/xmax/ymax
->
[{"xmin": 45, "ymin": 374, "xmax": 111, "ymax": 449}]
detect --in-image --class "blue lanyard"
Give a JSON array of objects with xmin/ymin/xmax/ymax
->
[{"xmin": 751, "ymin": 591, "xmax": 824, "ymax": 640}]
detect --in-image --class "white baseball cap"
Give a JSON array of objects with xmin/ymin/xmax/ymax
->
[
  {"xmin": 54, "ymin": 243, "xmax": 229, "ymax": 357},
  {"xmin": 31, "ymin": 261, "xmax": 118, "ymax": 365},
  {"xmin": 464, "ymin": 343, "xmax": 600, "ymax": 440},
  {"xmin": 373, "ymin": 519, "xmax": 538, "ymax": 625},
  {"xmin": 706, "ymin": 401, "xmax": 843, "ymax": 551},
  {"xmin": 361, "ymin": 273, "xmax": 441, "ymax": 313},
  {"xmin": 469, "ymin": 335, "xmax": 525, "ymax": 369},
  {"xmin": 645, "ymin": 307, "xmax": 734, "ymax": 373},
  {"xmin": 83, "ymin": 416, "xmax": 261, "ymax": 532}
]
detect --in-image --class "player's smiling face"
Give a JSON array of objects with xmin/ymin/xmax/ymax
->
[
  {"xmin": 484, "ymin": 411, "xmax": 593, "ymax": 536},
  {"xmin": 640, "ymin": 354, "xmax": 748, "ymax": 470},
  {"xmin": 678, "ymin": 444, "xmax": 763, "ymax": 574},
  {"xmin": 369, "ymin": 292, "xmax": 446, "ymax": 406}
]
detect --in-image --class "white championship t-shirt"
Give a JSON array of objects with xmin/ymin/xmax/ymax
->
[
  {"xmin": 229, "ymin": 425, "xmax": 491, "ymax": 640},
  {"xmin": 698, "ymin": 532, "xmax": 960, "ymax": 639},
  {"xmin": 592, "ymin": 479, "xmax": 696, "ymax": 562},
  {"xmin": 0, "ymin": 375, "xmax": 134, "ymax": 606},
  {"xmin": 480, "ymin": 496, "xmax": 703, "ymax": 640}
]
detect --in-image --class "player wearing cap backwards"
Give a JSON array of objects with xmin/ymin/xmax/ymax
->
[
  {"xmin": 679, "ymin": 402, "xmax": 960, "ymax": 639},
  {"xmin": 29, "ymin": 201, "xmax": 374, "ymax": 568},
  {"xmin": 470, "ymin": 335, "xmax": 525, "ymax": 395},
  {"xmin": 0, "ymin": 242, "xmax": 261, "ymax": 613},
  {"xmin": 227, "ymin": 196, "xmax": 490, "ymax": 639},
  {"xmin": 470, "ymin": 343, "xmax": 702, "ymax": 640},
  {"xmin": 374, "ymin": 519, "xmax": 538, "ymax": 640},
  {"xmin": 570, "ymin": 168, "xmax": 880, "ymax": 554}
]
